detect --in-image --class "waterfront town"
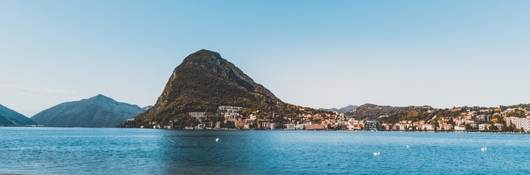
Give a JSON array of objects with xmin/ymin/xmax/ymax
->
[{"xmin": 125, "ymin": 104, "xmax": 530, "ymax": 133}]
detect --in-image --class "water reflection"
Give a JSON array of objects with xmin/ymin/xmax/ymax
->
[{"xmin": 160, "ymin": 131, "xmax": 265, "ymax": 174}]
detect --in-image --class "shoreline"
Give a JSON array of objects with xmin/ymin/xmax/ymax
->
[{"xmin": 2, "ymin": 126, "xmax": 529, "ymax": 134}]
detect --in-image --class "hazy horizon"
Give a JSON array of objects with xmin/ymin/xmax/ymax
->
[{"xmin": 2, "ymin": 1, "xmax": 530, "ymax": 116}]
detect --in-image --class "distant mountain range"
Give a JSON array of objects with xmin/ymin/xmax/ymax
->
[
  {"xmin": 0, "ymin": 104, "xmax": 37, "ymax": 126},
  {"xmin": 320, "ymin": 105, "xmax": 358, "ymax": 113},
  {"xmin": 351, "ymin": 103, "xmax": 434, "ymax": 121},
  {"xmin": 32, "ymin": 94, "xmax": 144, "ymax": 127}
]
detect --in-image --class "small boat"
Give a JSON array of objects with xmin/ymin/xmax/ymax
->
[
  {"xmin": 373, "ymin": 152, "xmax": 381, "ymax": 156},
  {"xmin": 480, "ymin": 146, "xmax": 487, "ymax": 152}
]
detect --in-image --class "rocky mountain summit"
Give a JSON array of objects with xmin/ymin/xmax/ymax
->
[{"xmin": 135, "ymin": 49, "xmax": 315, "ymax": 128}]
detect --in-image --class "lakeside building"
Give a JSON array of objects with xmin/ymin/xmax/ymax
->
[
  {"xmin": 475, "ymin": 115, "xmax": 491, "ymax": 123},
  {"xmin": 188, "ymin": 112, "xmax": 218, "ymax": 128},
  {"xmin": 454, "ymin": 125, "xmax": 466, "ymax": 131},
  {"xmin": 381, "ymin": 123, "xmax": 391, "ymax": 131},
  {"xmin": 257, "ymin": 120, "xmax": 272, "ymax": 129},
  {"xmin": 506, "ymin": 117, "xmax": 528, "ymax": 131},
  {"xmin": 478, "ymin": 124, "xmax": 491, "ymax": 131},
  {"xmin": 364, "ymin": 120, "xmax": 379, "ymax": 131},
  {"xmin": 284, "ymin": 124, "xmax": 296, "ymax": 130},
  {"xmin": 295, "ymin": 123, "xmax": 305, "ymax": 130},
  {"xmin": 124, "ymin": 104, "xmax": 530, "ymax": 133},
  {"xmin": 188, "ymin": 112, "xmax": 208, "ymax": 121},
  {"xmin": 270, "ymin": 122, "xmax": 280, "ymax": 130},
  {"xmin": 392, "ymin": 123, "xmax": 409, "ymax": 131},
  {"xmin": 420, "ymin": 124, "xmax": 434, "ymax": 131},
  {"xmin": 218, "ymin": 106, "xmax": 243, "ymax": 122},
  {"xmin": 305, "ymin": 124, "xmax": 326, "ymax": 130},
  {"xmin": 438, "ymin": 124, "xmax": 454, "ymax": 131},
  {"xmin": 469, "ymin": 123, "xmax": 479, "ymax": 130}
]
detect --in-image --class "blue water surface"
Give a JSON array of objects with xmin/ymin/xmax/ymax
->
[{"xmin": 1, "ymin": 127, "xmax": 530, "ymax": 175}]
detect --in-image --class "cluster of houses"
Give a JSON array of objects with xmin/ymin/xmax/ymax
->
[
  {"xmin": 129, "ymin": 105, "xmax": 530, "ymax": 132},
  {"xmin": 369, "ymin": 106, "xmax": 530, "ymax": 132},
  {"xmin": 351, "ymin": 106, "xmax": 530, "ymax": 132}
]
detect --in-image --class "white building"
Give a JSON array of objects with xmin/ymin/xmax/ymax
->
[
  {"xmin": 420, "ymin": 124, "xmax": 434, "ymax": 131},
  {"xmin": 284, "ymin": 124, "xmax": 296, "ymax": 130},
  {"xmin": 393, "ymin": 123, "xmax": 409, "ymax": 131},
  {"xmin": 249, "ymin": 114, "xmax": 257, "ymax": 120},
  {"xmin": 454, "ymin": 125, "xmax": 466, "ymax": 131},
  {"xmin": 347, "ymin": 118, "xmax": 362, "ymax": 130},
  {"xmin": 218, "ymin": 106, "xmax": 243, "ymax": 122},
  {"xmin": 218, "ymin": 106, "xmax": 243, "ymax": 113},
  {"xmin": 295, "ymin": 124, "xmax": 305, "ymax": 130},
  {"xmin": 478, "ymin": 124, "xmax": 491, "ymax": 131},
  {"xmin": 506, "ymin": 117, "xmax": 528, "ymax": 131},
  {"xmin": 189, "ymin": 112, "xmax": 207, "ymax": 120}
]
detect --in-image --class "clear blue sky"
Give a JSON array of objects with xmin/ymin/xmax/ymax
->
[{"xmin": 1, "ymin": 0, "xmax": 529, "ymax": 116}]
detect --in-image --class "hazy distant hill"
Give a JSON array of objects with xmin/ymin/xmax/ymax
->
[
  {"xmin": 0, "ymin": 104, "xmax": 37, "ymax": 126},
  {"xmin": 142, "ymin": 105, "xmax": 153, "ymax": 111},
  {"xmin": 32, "ymin": 94, "xmax": 144, "ymax": 127},
  {"xmin": 320, "ymin": 105, "xmax": 358, "ymax": 113},
  {"xmin": 350, "ymin": 103, "xmax": 435, "ymax": 123}
]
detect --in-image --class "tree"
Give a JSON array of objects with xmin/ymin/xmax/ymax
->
[
  {"xmin": 501, "ymin": 124, "xmax": 508, "ymax": 132},
  {"xmin": 514, "ymin": 127, "xmax": 525, "ymax": 133},
  {"xmin": 448, "ymin": 118, "xmax": 455, "ymax": 125},
  {"xmin": 465, "ymin": 124, "xmax": 476, "ymax": 131},
  {"xmin": 489, "ymin": 124, "xmax": 498, "ymax": 132},
  {"xmin": 507, "ymin": 123, "xmax": 516, "ymax": 132}
]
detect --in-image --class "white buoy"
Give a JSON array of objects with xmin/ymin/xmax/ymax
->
[
  {"xmin": 406, "ymin": 145, "xmax": 410, "ymax": 149},
  {"xmin": 373, "ymin": 152, "xmax": 381, "ymax": 157},
  {"xmin": 480, "ymin": 146, "xmax": 487, "ymax": 152},
  {"xmin": 215, "ymin": 138, "xmax": 220, "ymax": 142}
]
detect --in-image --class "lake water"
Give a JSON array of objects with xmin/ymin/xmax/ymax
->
[{"xmin": 1, "ymin": 128, "xmax": 530, "ymax": 175}]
